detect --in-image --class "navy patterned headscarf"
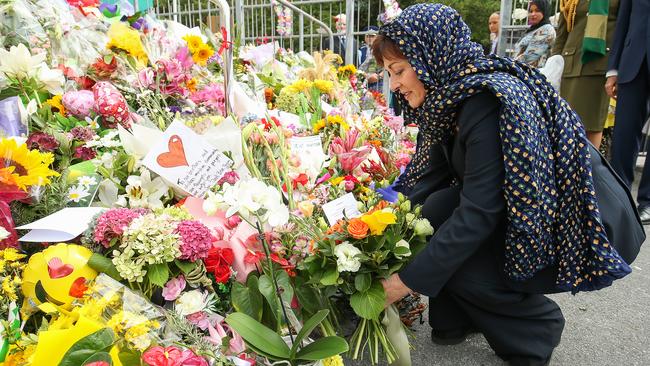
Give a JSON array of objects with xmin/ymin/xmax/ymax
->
[{"xmin": 384, "ymin": 4, "xmax": 630, "ymax": 293}]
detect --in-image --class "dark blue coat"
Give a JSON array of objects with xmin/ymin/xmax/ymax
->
[{"xmin": 607, "ymin": 0, "xmax": 650, "ymax": 83}]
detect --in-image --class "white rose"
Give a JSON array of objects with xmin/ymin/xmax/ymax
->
[
  {"xmin": 175, "ymin": 290, "xmax": 208, "ymax": 316},
  {"xmin": 394, "ymin": 239, "xmax": 412, "ymax": 259},
  {"xmin": 414, "ymin": 218, "xmax": 434, "ymax": 237},
  {"xmin": 334, "ymin": 242, "xmax": 362, "ymax": 273}
]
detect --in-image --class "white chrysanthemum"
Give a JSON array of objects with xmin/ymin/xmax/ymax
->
[{"xmin": 334, "ymin": 241, "xmax": 362, "ymax": 273}]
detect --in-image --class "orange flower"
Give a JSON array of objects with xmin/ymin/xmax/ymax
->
[
  {"xmin": 264, "ymin": 87, "xmax": 275, "ymax": 103},
  {"xmin": 367, "ymin": 200, "xmax": 389, "ymax": 214},
  {"xmin": 368, "ymin": 140, "xmax": 382, "ymax": 148},
  {"xmin": 326, "ymin": 219, "xmax": 346, "ymax": 235},
  {"xmin": 347, "ymin": 218, "xmax": 369, "ymax": 239}
]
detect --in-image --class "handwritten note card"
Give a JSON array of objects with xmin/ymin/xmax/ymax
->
[
  {"xmin": 143, "ymin": 121, "xmax": 230, "ymax": 197},
  {"xmin": 322, "ymin": 193, "xmax": 361, "ymax": 225}
]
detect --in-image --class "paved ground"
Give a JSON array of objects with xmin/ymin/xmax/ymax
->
[{"xmin": 352, "ymin": 176, "xmax": 650, "ymax": 366}]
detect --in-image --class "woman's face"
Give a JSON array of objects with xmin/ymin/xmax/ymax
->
[
  {"xmin": 528, "ymin": 4, "xmax": 544, "ymax": 26},
  {"xmin": 384, "ymin": 56, "xmax": 427, "ymax": 109}
]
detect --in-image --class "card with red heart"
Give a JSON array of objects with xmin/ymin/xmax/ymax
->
[{"xmin": 142, "ymin": 121, "xmax": 231, "ymax": 197}]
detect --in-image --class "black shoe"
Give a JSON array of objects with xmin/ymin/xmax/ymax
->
[
  {"xmin": 430, "ymin": 327, "xmax": 475, "ymax": 346},
  {"xmin": 639, "ymin": 206, "xmax": 650, "ymax": 224}
]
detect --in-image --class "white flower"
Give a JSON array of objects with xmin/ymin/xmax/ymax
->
[
  {"xmin": 203, "ymin": 191, "xmax": 227, "ymax": 216},
  {"xmin": 0, "ymin": 73, "xmax": 7, "ymax": 90},
  {"xmin": 0, "ymin": 44, "xmax": 46, "ymax": 79},
  {"xmin": 334, "ymin": 241, "xmax": 362, "ymax": 273},
  {"xmin": 212, "ymin": 178, "xmax": 289, "ymax": 227},
  {"xmin": 413, "ymin": 218, "xmax": 434, "ymax": 237},
  {"xmin": 67, "ymin": 184, "xmax": 91, "ymax": 203},
  {"xmin": 0, "ymin": 226, "xmax": 10, "ymax": 241},
  {"xmin": 17, "ymin": 98, "xmax": 38, "ymax": 125},
  {"xmin": 175, "ymin": 290, "xmax": 209, "ymax": 316},
  {"xmin": 394, "ymin": 239, "xmax": 411, "ymax": 259},
  {"xmin": 77, "ymin": 176, "xmax": 97, "ymax": 187},
  {"xmin": 123, "ymin": 170, "xmax": 169, "ymax": 209},
  {"xmin": 36, "ymin": 66, "xmax": 64, "ymax": 94}
]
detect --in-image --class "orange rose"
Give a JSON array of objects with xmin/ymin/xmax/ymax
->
[
  {"xmin": 347, "ymin": 218, "xmax": 369, "ymax": 239},
  {"xmin": 367, "ymin": 200, "xmax": 389, "ymax": 214}
]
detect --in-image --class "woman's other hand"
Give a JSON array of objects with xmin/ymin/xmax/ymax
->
[{"xmin": 382, "ymin": 273, "xmax": 412, "ymax": 307}]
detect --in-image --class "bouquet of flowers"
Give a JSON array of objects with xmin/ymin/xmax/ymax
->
[{"xmin": 298, "ymin": 194, "xmax": 433, "ymax": 364}]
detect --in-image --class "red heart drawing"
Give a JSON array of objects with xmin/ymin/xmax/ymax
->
[
  {"xmin": 157, "ymin": 135, "xmax": 189, "ymax": 168},
  {"xmin": 47, "ymin": 257, "xmax": 74, "ymax": 279}
]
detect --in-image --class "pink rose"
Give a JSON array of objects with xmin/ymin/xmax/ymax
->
[{"xmin": 162, "ymin": 276, "xmax": 186, "ymax": 301}]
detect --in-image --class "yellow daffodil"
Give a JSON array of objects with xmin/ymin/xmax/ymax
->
[{"xmin": 361, "ymin": 208, "xmax": 397, "ymax": 235}]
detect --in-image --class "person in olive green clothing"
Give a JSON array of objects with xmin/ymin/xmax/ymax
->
[{"xmin": 552, "ymin": 0, "xmax": 619, "ymax": 149}]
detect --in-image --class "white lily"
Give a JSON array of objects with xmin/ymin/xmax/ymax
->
[
  {"xmin": 123, "ymin": 170, "xmax": 169, "ymax": 209},
  {"xmin": 0, "ymin": 44, "xmax": 46, "ymax": 79},
  {"xmin": 36, "ymin": 66, "xmax": 65, "ymax": 94}
]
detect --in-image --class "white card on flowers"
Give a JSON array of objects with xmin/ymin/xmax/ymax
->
[
  {"xmin": 289, "ymin": 135, "xmax": 327, "ymax": 178},
  {"xmin": 143, "ymin": 120, "xmax": 230, "ymax": 197},
  {"xmin": 17, "ymin": 207, "xmax": 106, "ymax": 242},
  {"xmin": 322, "ymin": 193, "xmax": 362, "ymax": 225}
]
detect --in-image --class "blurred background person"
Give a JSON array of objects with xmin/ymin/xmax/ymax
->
[
  {"xmin": 359, "ymin": 26, "xmax": 383, "ymax": 91},
  {"xmin": 514, "ymin": 0, "xmax": 556, "ymax": 67},
  {"xmin": 605, "ymin": 0, "xmax": 650, "ymax": 222},
  {"xmin": 552, "ymin": 0, "xmax": 620, "ymax": 149},
  {"xmin": 488, "ymin": 11, "xmax": 500, "ymax": 55},
  {"xmin": 358, "ymin": 26, "xmax": 379, "ymax": 66},
  {"xmin": 323, "ymin": 13, "xmax": 358, "ymax": 65}
]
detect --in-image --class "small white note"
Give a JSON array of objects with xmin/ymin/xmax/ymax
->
[
  {"xmin": 322, "ymin": 193, "xmax": 362, "ymax": 225},
  {"xmin": 17, "ymin": 207, "xmax": 106, "ymax": 242}
]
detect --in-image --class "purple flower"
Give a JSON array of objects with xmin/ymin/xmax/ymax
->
[
  {"xmin": 26, "ymin": 132, "xmax": 59, "ymax": 152},
  {"xmin": 162, "ymin": 275, "xmax": 186, "ymax": 301},
  {"xmin": 175, "ymin": 220, "xmax": 214, "ymax": 261}
]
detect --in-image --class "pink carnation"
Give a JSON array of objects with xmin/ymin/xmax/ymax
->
[
  {"xmin": 62, "ymin": 90, "xmax": 95, "ymax": 118},
  {"xmin": 93, "ymin": 208, "xmax": 148, "ymax": 247},
  {"xmin": 175, "ymin": 220, "xmax": 213, "ymax": 262}
]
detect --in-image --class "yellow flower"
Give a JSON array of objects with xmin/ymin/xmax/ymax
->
[
  {"xmin": 3, "ymin": 276, "xmax": 18, "ymax": 301},
  {"xmin": 192, "ymin": 43, "xmax": 215, "ymax": 66},
  {"xmin": 45, "ymin": 95, "xmax": 66, "ymax": 115},
  {"xmin": 323, "ymin": 355, "xmax": 344, "ymax": 366},
  {"xmin": 361, "ymin": 208, "xmax": 397, "ymax": 235},
  {"xmin": 329, "ymin": 176, "xmax": 344, "ymax": 186},
  {"xmin": 313, "ymin": 79, "xmax": 334, "ymax": 94},
  {"xmin": 3, "ymin": 345, "xmax": 36, "ymax": 366},
  {"xmin": 186, "ymin": 78, "xmax": 198, "ymax": 92},
  {"xmin": 338, "ymin": 64, "xmax": 357, "ymax": 76},
  {"xmin": 182, "ymin": 34, "xmax": 204, "ymax": 53},
  {"xmin": 0, "ymin": 138, "xmax": 59, "ymax": 190},
  {"xmin": 2, "ymin": 248, "xmax": 26, "ymax": 262},
  {"xmin": 287, "ymin": 79, "xmax": 313, "ymax": 94},
  {"xmin": 106, "ymin": 22, "xmax": 149, "ymax": 64},
  {"xmin": 313, "ymin": 119, "xmax": 327, "ymax": 134}
]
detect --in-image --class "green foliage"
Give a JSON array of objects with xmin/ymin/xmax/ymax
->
[
  {"xmin": 400, "ymin": 0, "xmax": 501, "ymax": 51},
  {"xmin": 58, "ymin": 328, "xmax": 115, "ymax": 366}
]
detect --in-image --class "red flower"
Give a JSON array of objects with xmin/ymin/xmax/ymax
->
[
  {"xmin": 270, "ymin": 253, "xmax": 296, "ymax": 277},
  {"xmin": 91, "ymin": 56, "xmax": 118, "ymax": 79},
  {"xmin": 142, "ymin": 345, "xmax": 183, "ymax": 366},
  {"xmin": 205, "ymin": 247, "xmax": 235, "ymax": 284},
  {"xmin": 292, "ymin": 173, "xmax": 309, "ymax": 189},
  {"xmin": 69, "ymin": 277, "xmax": 89, "ymax": 298},
  {"xmin": 85, "ymin": 362, "xmax": 110, "ymax": 366},
  {"xmin": 261, "ymin": 116, "xmax": 281, "ymax": 130},
  {"xmin": 244, "ymin": 250, "xmax": 264, "ymax": 265},
  {"xmin": 26, "ymin": 132, "xmax": 59, "ymax": 152}
]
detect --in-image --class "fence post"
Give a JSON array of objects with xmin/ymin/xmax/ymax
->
[
  {"xmin": 345, "ymin": 0, "xmax": 355, "ymax": 66},
  {"xmin": 299, "ymin": 13, "xmax": 304, "ymax": 52},
  {"xmin": 498, "ymin": 0, "xmax": 513, "ymax": 57},
  {"xmin": 235, "ymin": 0, "xmax": 245, "ymax": 41}
]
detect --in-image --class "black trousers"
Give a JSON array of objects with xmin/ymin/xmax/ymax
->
[
  {"xmin": 422, "ymin": 187, "xmax": 565, "ymax": 364},
  {"xmin": 610, "ymin": 57, "xmax": 650, "ymax": 207}
]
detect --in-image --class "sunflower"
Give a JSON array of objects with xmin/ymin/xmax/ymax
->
[
  {"xmin": 192, "ymin": 44, "xmax": 215, "ymax": 66},
  {"xmin": 0, "ymin": 138, "xmax": 59, "ymax": 190},
  {"xmin": 45, "ymin": 94, "xmax": 66, "ymax": 115},
  {"xmin": 182, "ymin": 34, "xmax": 204, "ymax": 53},
  {"xmin": 0, "ymin": 166, "xmax": 18, "ymax": 189}
]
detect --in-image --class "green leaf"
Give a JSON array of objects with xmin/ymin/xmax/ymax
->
[
  {"xmin": 117, "ymin": 350, "xmax": 141, "ymax": 366},
  {"xmin": 290, "ymin": 309, "xmax": 330, "ymax": 358},
  {"xmin": 275, "ymin": 270, "xmax": 294, "ymax": 305},
  {"xmin": 82, "ymin": 352, "xmax": 112, "ymax": 365},
  {"xmin": 294, "ymin": 282, "xmax": 324, "ymax": 314},
  {"xmin": 58, "ymin": 328, "xmax": 115, "ymax": 366},
  {"xmin": 231, "ymin": 276, "xmax": 264, "ymax": 321},
  {"xmin": 147, "ymin": 263, "xmax": 169, "ymax": 287},
  {"xmin": 88, "ymin": 253, "xmax": 122, "ymax": 281},
  {"xmin": 320, "ymin": 267, "xmax": 339, "ymax": 286},
  {"xmin": 349, "ymin": 281, "xmax": 386, "ymax": 320},
  {"xmin": 354, "ymin": 273, "xmax": 371, "ymax": 292},
  {"xmin": 258, "ymin": 274, "xmax": 281, "ymax": 325},
  {"xmin": 174, "ymin": 259, "xmax": 197, "ymax": 274},
  {"xmin": 225, "ymin": 312, "xmax": 291, "ymax": 360},
  {"xmin": 295, "ymin": 336, "xmax": 349, "ymax": 361}
]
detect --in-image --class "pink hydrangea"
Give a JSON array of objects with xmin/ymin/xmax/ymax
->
[
  {"xmin": 175, "ymin": 220, "xmax": 213, "ymax": 261},
  {"xmin": 93, "ymin": 208, "xmax": 148, "ymax": 247}
]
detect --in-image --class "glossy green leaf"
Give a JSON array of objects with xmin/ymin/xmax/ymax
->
[
  {"xmin": 225, "ymin": 312, "xmax": 291, "ymax": 360},
  {"xmin": 354, "ymin": 273, "xmax": 371, "ymax": 292},
  {"xmin": 147, "ymin": 263, "xmax": 169, "ymax": 287},
  {"xmin": 231, "ymin": 276, "xmax": 263, "ymax": 321},
  {"xmin": 82, "ymin": 352, "xmax": 112, "ymax": 365},
  {"xmin": 58, "ymin": 328, "xmax": 115, "ymax": 366},
  {"xmin": 290, "ymin": 309, "xmax": 330, "ymax": 357},
  {"xmin": 295, "ymin": 336, "xmax": 349, "ymax": 361},
  {"xmin": 320, "ymin": 267, "xmax": 339, "ymax": 286}
]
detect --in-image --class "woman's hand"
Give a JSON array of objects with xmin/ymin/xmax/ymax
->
[
  {"xmin": 381, "ymin": 273, "xmax": 412, "ymax": 307},
  {"xmin": 368, "ymin": 73, "xmax": 379, "ymax": 83},
  {"xmin": 605, "ymin": 76, "xmax": 618, "ymax": 99}
]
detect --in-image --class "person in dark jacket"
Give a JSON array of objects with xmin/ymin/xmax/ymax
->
[
  {"xmin": 605, "ymin": 0, "xmax": 650, "ymax": 223},
  {"xmin": 374, "ymin": 4, "xmax": 632, "ymax": 365}
]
